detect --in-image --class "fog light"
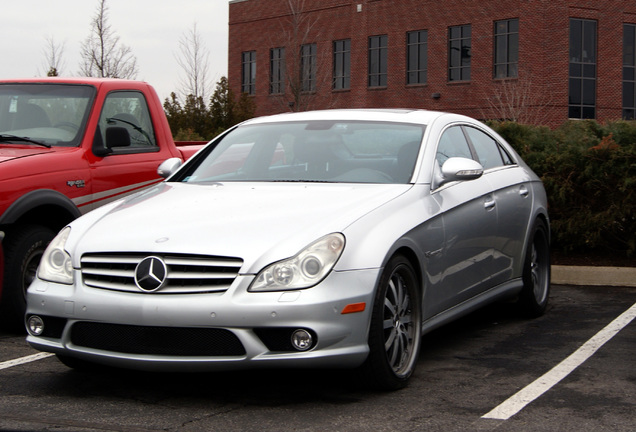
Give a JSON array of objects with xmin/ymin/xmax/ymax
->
[
  {"xmin": 291, "ymin": 329, "xmax": 313, "ymax": 351},
  {"xmin": 28, "ymin": 316, "xmax": 45, "ymax": 336}
]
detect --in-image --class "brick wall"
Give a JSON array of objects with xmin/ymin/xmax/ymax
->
[{"xmin": 228, "ymin": 0, "xmax": 636, "ymax": 126}]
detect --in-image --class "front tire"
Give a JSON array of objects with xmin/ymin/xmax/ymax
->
[
  {"xmin": 360, "ymin": 255, "xmax": 421, "ymax": 390},
  {"xmin": 0, "ymin": 225, "xmax": 55, "ymax": 331},
  {"xmin": 518, "ymin": 219, "xmax": 550, "ymax": 317}
]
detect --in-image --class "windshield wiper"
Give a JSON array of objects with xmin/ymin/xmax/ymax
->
[{"xmin": 0, "ymin": 134, "xmax": 51, "ymax": 148}]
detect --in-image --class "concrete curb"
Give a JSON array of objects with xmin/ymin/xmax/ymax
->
[{"xmin": 552, "ymin": 265, "xmax": 636, "ymax": 287}]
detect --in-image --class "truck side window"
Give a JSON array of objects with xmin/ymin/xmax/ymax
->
[{"xmin": 96, "ymin": 91, "xmax": 157, "ymax": 152}]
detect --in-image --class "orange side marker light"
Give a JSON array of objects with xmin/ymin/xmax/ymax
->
[{"xmin": 341, "ymin": 302, "xmax": 366, "ymax": 314}]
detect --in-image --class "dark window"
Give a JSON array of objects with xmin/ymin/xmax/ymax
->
[
  {"xmin": 569, "ymin": 19, "xmax": 597, "ymax": 119},
  {"xmin": 624, "ymin": 24, "xmax": 636, "ymax": 120},
  {"xmin": 270, "ymin": 47, "xmax": 285, "ymax": 94},
  {"xmin": 368, "ymin": 35, "xmax": 388, "ymax": 87},
  {"xmin": 241, "ymin": 51, "xmax": 256, "ymax": 95},
  {"xmin": 449, "ymin": 25, "xmax": 471, "ymax": 81},
  {"xmin": 97, "ymin": 91, "xmax": 157, "ymax": 153},
  {"xmin": 464, "ymin": 127, "xmax": 507, "ymax": 169},
  {"xmin": 436, "ymin": 126, "xmax": 473, "ymax": 166},
  {"xmin": 301, "ymin": 43, "xmax": 317, "ymax": 92},
  {"xmin": 333, "ymin": 39, "xmax": 351, "ymax": 90},
  {"xmin": 494, "ymin": 19, "xmax": 519, "ymax": 79},
  {"xmin": 407, "ymin": 30, "xmax": 428, "ymax": 85}
]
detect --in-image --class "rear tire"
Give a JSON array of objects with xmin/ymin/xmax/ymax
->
[
  {"xmin": 0, "ymin": 225, "xmax": 55, "ymax": 331},
  {"xmin": 360, "ymin": 255, "xmax": 421, "ymax": 390},
  {"xmin": 518, "ymin": 219, "xmax": 550, "ymax": 318}
]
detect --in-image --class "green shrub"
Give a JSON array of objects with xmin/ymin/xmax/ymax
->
[{"xmin": 489, "ymin": 120, "xmax": 636, "ymax": 257}]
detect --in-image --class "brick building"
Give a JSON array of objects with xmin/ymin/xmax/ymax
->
[{"xmin": 228, "ymin": 0, "xmax": 636, "ymax": 126}]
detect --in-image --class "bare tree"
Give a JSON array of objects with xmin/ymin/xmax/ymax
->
[
  {"xmin": 483, "ymin": 72, "xmax": 553, "ymax": 125},
  {"xmin": 271, "ymin": 0, "xmax": 331, "ymax": 112},
  {"xmin": 79, "ymin": 0, "xmax": 138, "ymax": 79},
  {"xmin": 175, "ymin": 22, "xmax": 212, "ymax": 101},
  {"xmin": 40, "ymin": 36, "xmax": 66, "ymax": 77}
]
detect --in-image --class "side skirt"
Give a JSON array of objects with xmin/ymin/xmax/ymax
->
[{"xmin": 421, "ymin": 278, "xmax": 523, "ymax": 335}]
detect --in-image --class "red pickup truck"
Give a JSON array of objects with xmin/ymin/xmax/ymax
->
[{"xmin": 0, "ymin": 77, "xmax": 204, "ymax": 328}]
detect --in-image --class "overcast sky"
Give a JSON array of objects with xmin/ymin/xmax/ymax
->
[{"xmin": 0, "ymin": 0, "xmax": 229, "ymax": 102}]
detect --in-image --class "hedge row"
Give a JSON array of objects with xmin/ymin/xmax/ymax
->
[{"xmin": 488, "ymin": 120, "xmax": 636, "ymax": 258}]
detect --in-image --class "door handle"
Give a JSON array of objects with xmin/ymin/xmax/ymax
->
[
  {"xmin": 519, "ymin": 186, "xmax": 529, "ymax": 197},
  {"xmin": 484, "ymin": 197, "xmax": 496, "ymax": 210}
]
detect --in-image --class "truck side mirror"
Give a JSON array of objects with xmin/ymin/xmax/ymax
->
[
  {"xmin": 93, "ymin": 126, "xmax": 132, "ymax": 157},
  {"xmin": 105, "ymin": 127, "xmax": 131, "ymax": 149}
]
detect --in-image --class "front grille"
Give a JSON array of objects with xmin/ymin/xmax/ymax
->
[
  {"xmin": 70, "ymin": 322, "xmax": 246, "ymax": 356},
  {"xmin": 80, "ymin": 253, "xmax": 243, "ymax": 294}
]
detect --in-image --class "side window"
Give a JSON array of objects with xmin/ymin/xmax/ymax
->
[
  {"xmin": 464, "ymin": 127, "xmax": 505, "ymax": 169},
  {"xmin": 436, "ymin": 126, "xmax": 473, "ymax": 166},
  {"xmin": 96, "ymin": 91, "xmax": 157, "ymax": 153}
]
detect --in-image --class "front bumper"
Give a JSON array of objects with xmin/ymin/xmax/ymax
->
[{"xmin": 26, "ymin": 268, "xmax": 379, "ymax": 371}]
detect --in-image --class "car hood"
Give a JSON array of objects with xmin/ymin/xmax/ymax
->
[
  {"xmin": 70, "ymin": 182, "xmax": 411, "ymax": 273},
  {"xmin": 0, "ymin": 146, "xmax": 52, "ymax": 163}
]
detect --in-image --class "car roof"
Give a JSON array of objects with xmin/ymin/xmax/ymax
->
[{"xmin": 240, "ymin": 108, "xmax": 470, "ymax": 127}]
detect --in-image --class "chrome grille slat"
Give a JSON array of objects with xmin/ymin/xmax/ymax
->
[
  {"xmin": 168, "ymin": 272, "xmax": 237, "ymax": 279},
  {"xmin": 80, "ymin": 253, "xmax": 243, "ymax": 294},
  {"xmin": 82, "ymin": 268, "xmax": 135, "ymax": 278}
]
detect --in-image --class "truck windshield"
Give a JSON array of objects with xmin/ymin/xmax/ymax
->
[{"xmin": 0, "ymin": 84, "xmax": 95, "ymax": 147}]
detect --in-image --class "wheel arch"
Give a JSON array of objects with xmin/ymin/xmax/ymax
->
[
  {"xmin": 0, "ymin": 189, "xmax": 81, "ymax": 234},
  {"xmin": 520, "ymin": 210, "xmax": 550, "ymax": 268},
  {"xmin": 390, "ymin": 246, "xmax": 423, "ymax": 294}
]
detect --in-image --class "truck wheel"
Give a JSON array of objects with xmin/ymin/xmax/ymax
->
[{"xmin": 1, "ymin": 225, "xmax": 55, "ymax": 331}]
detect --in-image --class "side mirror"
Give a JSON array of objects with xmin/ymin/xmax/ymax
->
[
  {"xmin": 439, "ymin": 157, "xmax": 483, "ymax": 186},
  {"xmin": 105, "ymin": 127, "xmax": 131, "ymax": 149},
  {"xmin": 158, "ymin": 157, "xmax": 182, "ymax": 179}
]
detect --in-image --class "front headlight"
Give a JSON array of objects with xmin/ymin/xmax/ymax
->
[
  {"xmin": 249, "ymin": 233, "xmax": 345, "ymax": 292},
  {"xmin": 37, "ymin": 227, "xmax": 74, "ymax": 284}
]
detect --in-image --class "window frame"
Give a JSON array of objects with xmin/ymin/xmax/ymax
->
[
  {"xmin": 368, "ymin": 35, "xmax": 388, "ymax": 88},
  {"xmin": 448, "ymin": 24, "xmax": 472, "ymax": 82},
  {"xmin": 407, "ymin": 30, "xmax": 428, "ymax": 85},
  {"xmin": 301, "ymin": 43, "xmax": 317, "ymax": 93},
  {"xmin": 623, "ymin": 23, "xmax": 636, "ymax": 120},
  {"xmin": 269, "ymin": 47, "xmax": 285, "ymax": 95},
  {"xmin": 493, "ymin": 19, "xmax": 519, "ymax": 79},
  {"xmin": 333, "ymin": 39, "xmax": 351, "ymax": 90},
  {"xmin": 568, "ymin": 18, "xmax": 597, "ymax": 119},
  {"xmin": 241, "ymin": 51, "xmax": 256, "ymax": 95}
]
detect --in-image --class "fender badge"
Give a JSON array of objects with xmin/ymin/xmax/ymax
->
[{"xmin": 67, "ymin": 180, "xmax": 85, "ymax": 188}]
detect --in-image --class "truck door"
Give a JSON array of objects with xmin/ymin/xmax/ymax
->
[{"xmin": 84, "ymin": 91, "xmax": 171, "ymax": 213}]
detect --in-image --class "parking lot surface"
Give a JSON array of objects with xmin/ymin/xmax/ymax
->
[{"xmin": 1, "ymin": 284, "xmax": 635, "ymax": 432}]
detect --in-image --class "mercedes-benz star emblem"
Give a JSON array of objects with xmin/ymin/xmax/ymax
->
[{"xmin": 134, "ymin": 256, "xmax": 168, "ymax": 292}]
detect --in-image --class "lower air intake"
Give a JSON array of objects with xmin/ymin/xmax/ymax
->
[{"xmin": 70, "ymin": 322, "xmax": 246, "ymax": 356}]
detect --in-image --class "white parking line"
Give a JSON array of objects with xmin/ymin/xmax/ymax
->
[
  {"xmin": 482, "ymin": 301, "xmax": 636, "ymax": 420},
  {"xmin": 0, "ymin": 352, "xmax": 54, "ymax": 371}
]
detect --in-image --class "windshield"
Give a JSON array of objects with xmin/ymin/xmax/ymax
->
[
  {"xmin": 0, "ymin": 83, "xmax": 95, "ymax": 147},
  {"xmin": 172, "ymin": 120, "xmax": 425, "ymax": 184}
]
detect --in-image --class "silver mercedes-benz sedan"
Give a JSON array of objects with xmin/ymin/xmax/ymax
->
[{"xmin": 26, "ymin": 109, "xmax": 550, "ymax": 390}]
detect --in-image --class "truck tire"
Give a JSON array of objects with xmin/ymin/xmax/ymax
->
[{"xmin": 0, "ymin": 225, "xmax": 55, "ymax": 332}]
